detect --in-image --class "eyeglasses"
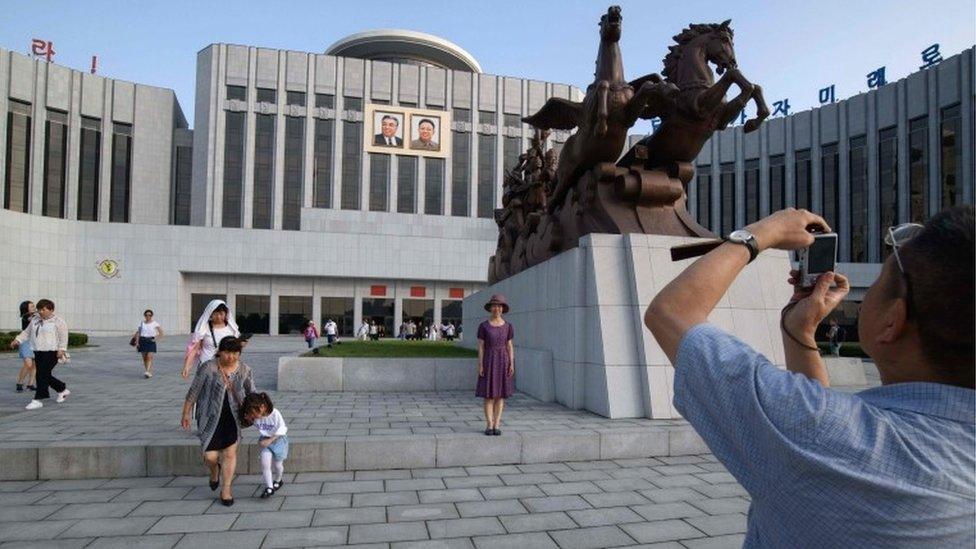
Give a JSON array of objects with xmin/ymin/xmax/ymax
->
[{"xmin": 884, "ymin": 223, "xmax": 924, "ymax": 317}]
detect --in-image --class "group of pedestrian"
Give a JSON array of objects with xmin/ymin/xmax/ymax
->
[
  {"xmin": 302, "ymin": 318, "xmax": 339, "ymax": 349},
  {"xmin": 8, "ymin": 299, "xmax": 71, "ymax": 410}
]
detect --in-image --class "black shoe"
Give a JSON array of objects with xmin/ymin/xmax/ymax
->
[
  {"xmin": 484, "ymin": 428, "xmax": 492, "ymax": 436},
  {"xmin": 209, "ymin": 479, "xmax": 219, "ymax": 491},
  {"xmin": 272, "ymin": 480, "xmax": 284, "ymax": 492},
  {"xmin": 260, "ymin": 487, "xmax": 274, "ymax": 499},
  {"xmin": 26, "ymin": 385, "xmax": 35, "ymax": 391},
  {"xmin": 16, "ymin": 384, "xmax": 23, "ymax": 393},
  {"xmin": 220, "ymin": 497, "xmax": 234, "ymax": 507},
  {"xmin": 492, "ymin": 429, "xmax": 501, "ymax": 436}
]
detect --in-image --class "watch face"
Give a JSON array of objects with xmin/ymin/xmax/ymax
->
[{"xmin": 728, "ymin": 230, "xmax": 752, "ymax": 243}]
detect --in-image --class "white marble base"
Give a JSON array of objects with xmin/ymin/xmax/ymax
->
[
  {"xmin": 823, "ymin": 356, "xmax": 869, "ymax": 387},
  {"xmin": 462, "ymin": 233, "xmax": 794, "ymax": 419}
]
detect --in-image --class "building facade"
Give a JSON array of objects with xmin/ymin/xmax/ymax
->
[{"xmin": 0, "ymin": 32, "xmax": 581, "ymax": 335}]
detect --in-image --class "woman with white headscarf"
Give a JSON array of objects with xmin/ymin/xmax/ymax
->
[{"xmin": 182, "ymin": 300, "xmax": 241, "ymax": 379}]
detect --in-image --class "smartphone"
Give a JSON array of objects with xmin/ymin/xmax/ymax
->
[{"xmin": 798, "ymin": 233, "xmax": 838, "ymax": 287}]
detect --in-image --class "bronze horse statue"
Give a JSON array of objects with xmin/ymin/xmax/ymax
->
[
  {"xmin": 621, "ymin": 20, "xmax": 769, "ymax": 168},
  {"xmin": 522, "ymin": 5, "xmax": 678, "ymax": 212}
]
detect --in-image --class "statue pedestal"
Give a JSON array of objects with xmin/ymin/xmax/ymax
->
[{"xmin": 463, "ymin": 233, "xmax": 794, "ymax": 419}]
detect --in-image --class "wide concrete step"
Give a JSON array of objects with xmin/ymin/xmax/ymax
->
[{"xmin": 0, "ymin": 426, "xmax": 707, "ymax": 481}]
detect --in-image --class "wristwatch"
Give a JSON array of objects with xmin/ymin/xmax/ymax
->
[{"xmin": 726, "ymin": 229, "xmax": 760, "ymax": 263}]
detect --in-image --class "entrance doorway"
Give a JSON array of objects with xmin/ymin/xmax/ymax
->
[{"xmin": 362, "ymin": 298, "xmax": 394, "ymax": 338}]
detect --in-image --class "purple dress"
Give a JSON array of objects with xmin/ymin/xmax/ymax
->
[{"xmin": 476, "ymin": 320, "xmax": 515, "ymax": 399}]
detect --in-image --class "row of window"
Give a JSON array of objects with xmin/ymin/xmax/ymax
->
[
  {"xmin": 696, "ymin": 104, "xmax": 966, "ymax": 263},
  {"xmin": 3, "ymin": 99, "xmax": 133, "ymax": 222}
]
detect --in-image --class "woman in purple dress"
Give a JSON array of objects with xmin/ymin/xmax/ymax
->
[{"xmin": 476, "ymin": 294, "xmax": 515, "ymax": 436}]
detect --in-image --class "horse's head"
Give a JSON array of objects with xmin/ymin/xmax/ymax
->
[
  {"xmin": 702, "ymin": 20, "xmax": 737, "ymax": 75},
  {"xmin": 599, "ymin": 5, "xmax": 623, "ymax": 43}
]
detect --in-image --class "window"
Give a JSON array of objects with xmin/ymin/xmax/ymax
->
[
  {"xmin": 315, "ymin": 93, "xmax": 335, "ymax": 109},
  {"xmin": 256, "ymin": 88, "xmax": 276, "ymax": 103},
  {"xmin": 371, "ymin": 98, "xmax": 390, "ymax": 105},
  {"xmin": 397, "ymin": 156, "xmax": 417, "ymax": 213},
  {"xmin": 362, "ymin": 298, "xmax": 395, "ymax": 337},
  {"xmin": 451, "ymin": 131, "xmax": 470, "ymax": 216},
  {"xmin": 399, "ymin": 99, "xmax": 417, "ymax": 107},
  {"xmin": 940, "ymin": 104, "xmax": 961, "ymax": 208},
  {"xmin": 236, "ymin": 295, "xmax": 269, "ymax": 334},
  {"xmin": 321, "ymin": 297, "xmax": 354, "ymax": 337},
  {"xmin": 696, "ymin": 169, "xmax": 711, "ymax": 229},
  {"xmin": 849, "ymin": 135, "xmax": 868, "ymax": 262},
  {"xmin": 744, "ymin": 159, "xmax": 759, "ymax": 224},
  {"xmin": 3, "ymin": 100, "xmax": 33, "ymax": 214},
  {"xmin": 278, "ymin": 296, "xmax": 312, "ymax": 335},
  {"xmin": 369, "ymin": 153, "xmax": 390, "ymax": 211},
  {"xmin": 252, "ymin": 114, "xmax": 275, "ymax": 229},
  {"xmin": 821, "ymin": 144, "xmax": 839, "ymax": 231},
  {"xmin": 441, "ymin": 300, "xmax": 463, "ymax": 330},
  {"xmin": 720, "ymin": 163, "xmax": 735, "ymax": 236},
  {"xmin": 425, "ymin": 158, "xmax": 445, "ymax": 215},
  {"xmin": 286, "ymin": 91, "xmax": 306, "ymax": 107},
  {"xmin": 226, "ymin": 85, "xmax": 246, "ymax": 101},
  {"xmin": 478, "ymin": 110, "xmax": 496, "ymax": 125},
  {"xmin": 343, "ymin": 96, "xmax": 363, "ymax": 111},
  {"xmin": 503, "ymin": 114, "xmax": 522, "ymax": 128},
  {"xmin": 768, "ymin": 155, "xmax": 785, "ymax": 213},
  {"xmin": 878, "ymin": 127, "xmax": 898, "ymax": 259},
  {"xmin": 313, "ymin": 119, "xmax": 334, "ymax": 208},
  {"xmin": 77, "ymin": 117, "xmax": 101, "ymax": 221},
  {"xmin": 173, "ymin": 145, "xmax": 192, "ymax": 225},
  {"xmin": 282, "ymin": 116, "xmax": 304, "ymax": 230},
  {"xmin": 190, "ymin": 293, "xmax": 226, "ymax": 331},
  {"xmin": 42, "ymin": 110, "xmax": 68, "ymax": 218},
  {"xmin": 341, "ymin": 121, "xmax": 362, "ymax": 210},
  {"xmin": 794, "ymin": 149, "xmax": 811, "ymax": 210},
  {"xmin": 452, "ymin": 108, "xmax": 471, "ymax": 123},
  {"xmin": 503, "ymin": 136, "xmax": 521, "ymax": 174},
  {"xmin": 402, "ymin": 299, "xmax": 434, "ymax": 328},
  {"xmin": 477, "ymin": 134, "xmax": 496, "ymax": 218},
  {"xmin": 908, "ymin": 117, "xmax": 928, "ymax": 223},
  {"xmin": 222, "ymin": 111, "xmax": 245, "ymax": 227},
  {"xmin": 109, "ymin": 123, "xmax": 133, "ymax": 223}
]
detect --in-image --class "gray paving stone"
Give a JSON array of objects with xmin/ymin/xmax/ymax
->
[
  {"xmin": 36, "ymin": 488, "xmax": 125, "ymax": 504},
  {"xmin": 684, "ymin": 514, "xmax": 747, "ymax": 536},
  {"xmin": 465, "ymin": 466, "xmax": 522, "ymax": 476},
  {"xmin": 548, "ymin": 525, "xmax": 635, "ymax": 549},
  {"xmin": 694, "ymin": 472, "xmax": 737, "ymax": 485},
  {"xmin": 353, "ymin": 490, "xmax": 419, "ymax": 507},
  {"xmin": 538, "ymin": 481, "xmax": 602, "ymax": 496},
  {"xmin": 690, "ymin": 484, "xmax": 749, "ymax": 499},
  {"xmin": 355, "ymin": 469, "xmax": 412, "ymax": 481},
  {"xmin": 0, "ymin": 481, "xmax": 41, "ymax": 493},
  {"xmin": 580, "ymin": 491, "xmax": 649, "ymax": 508},
  {"xmin": 312, "ymin": 506, "xmax": 386, "ymax": 526},
  {"xmin": 498, "ymin": 473, "xmax": 557, "ymax": 486},
  {"xmin": 47, "ymin": 501, "xmax": 140, "ymax": 520},
  {"xmin": 515, "ymin": 463, "xmax": 572, "ymax": 474},
  {"xmin": 262, "ymin": 525, "xmax": 352, "ymax": 547},
  {"xmin": 230, "ymin": 510, "xmax": 313, "ymax": 530},
  {"xmin": 1, "ymin": 539, "xmax": 93, "ymax": 549},
  {"xmin": 638, "ymin": 488, "xmax": 707, "ymax": 503},
  {"xmin": 98, "ymin": 477, "xmax": 175, "ymax": 489},
  {"xmin": 30, "ymin": 479, "xmax": 109, "ymax": 491},
  {"xmin": 322, "ymin": 480, "xmax": 385, "ymax": 494},
  {"xmin": 205, "ymin": 496, "xmax": 283, "ymax": 514},
  {"xmin": 620, "ymin": 520, "xmax": 705, "ymax": 544},
  {"xmin": 566, "ymin": 460, "xmax": 622, "ymax": 471},
  {"xmin": 632, "ymin": 502, "xmax": 705, "ymax": 522},
  {"xmin": 445, "ymin": 475, "xmax": 504, "ymax": 489},
  {"xmin": 0, "ymin": 520, "xmax": 75, "ymax": 541},
  {"xmin": 551, "ymin": 470, "xmax": 612, "ymax": 482},
  {"xmin": 147, "ymin": 513, "xmax": 238, "ymax": 534},
  {"xmin": 595, "ymin": 478, "xmax": 657, "ymax": 492},
  {"xmin": 650, "ymin": 475, "xmax": 707, "ymax": 488},
  {"xmin": 279, "ymin": 493, "xmax": 352, "ymax": 511},
  {"xmin": 293, "ymin": 472, "xmax": 355, "ymax": 482},
  {"xmin": 472, "ymin": 531, "xmax": 558, "ymax": 549},
  {"xmin": 686, "ymin": 497, "xmax": 750, "ymax": 516},
  {"xmin": 111, "ymin": 486, "xmax": 193, "ymax": 502},
  {"xmin": 455, "ymin": 499, "xmax": 527, "ymax": 518},
  {"xmin": 411, "ymin": 467, "xmax": 471, "ymax": 479},
  {"xmin": 654, "ymin": 465, "xmax": 708, "ymax": 476},
  {"xmin": 428, "ymin": 517, "xmax": 506, "ymax": 538},
  {"xmin": 419, "ymin": 488, "xmax": 483, "ymax": 504},
  {"xmin": 393, "ymin": 539, "xmax": 474, "ymax": 549},
  {"xmin": 520, "ymin": 495, "xmax": 591, "ymax": 513},
  {"xmin": 0, "ymin": 491, "xmax": 52, "ymax": 505},
  {"xmin": 348, "ymin": 522, "xmax": 428, "ymax": 544},
  {"xmin": 388, "ymin": 503, "xmax": 459, "ymax": 522},
  {"xmin": 174, "ymin": 529, "xmax": 268, "ymax": 548},
  {"xmin": 0, "ymin": 504, "xmax": 62, "ymax": 522},
  {"xmin": 567, "ymin": 506, "xmax": 645, "ymax": 527},
  {"xmin": 128, "ymin": 498, "xmax": 214, "ymax": 517},
  {"xmin": 680, "ymin": 533, "xmax": 747, "ymax": 548},
  {"xmin": 58, "ymin": 516, "xmax": 160, "ymax": 538},
  {"xmin": 85, "ymin": 534, "xmax": 183, "ymax": 549},
  {"xmin": 386, "ymin": 478, "xmax": 447, "ymax": 492},
  {"xmin": 498, "ymin": 512, "xmax": 576, "ymax": 533}
]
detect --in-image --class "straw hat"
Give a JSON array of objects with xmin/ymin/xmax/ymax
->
[{"xmin": 484, "ymin": 294, "xmax": 510, "ymax": 313}]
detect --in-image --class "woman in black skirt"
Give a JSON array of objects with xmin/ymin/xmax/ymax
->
[
  {"xmin": 181, "ymin": 336, "xmax": 255, "ymax": 506},
  {"xmin": 132, "ymin": 309, "xmax": 163, "ymax": 378}
]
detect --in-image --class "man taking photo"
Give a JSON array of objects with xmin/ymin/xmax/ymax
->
[{"xmin": 645, "ymin": 206, "xmax": 974, "ymax": 547}]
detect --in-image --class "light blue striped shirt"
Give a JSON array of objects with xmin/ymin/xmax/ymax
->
[{"xmin": 675, "ymin": 323, "xmax": 975, "ymax": 548}]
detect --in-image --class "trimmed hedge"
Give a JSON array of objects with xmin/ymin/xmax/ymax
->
[{"xmin": 0, "ymin": 332, "xmax": 89, "ymax": 351}]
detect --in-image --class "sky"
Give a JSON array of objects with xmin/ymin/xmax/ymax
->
[{"xmin": 2, "ymin": 0, "xmax": 973, "ymax": 133}]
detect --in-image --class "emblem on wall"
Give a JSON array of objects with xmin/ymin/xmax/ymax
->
[{"xmin": 96, "ymin": 259, "xmax": 120, "ymax": 279}]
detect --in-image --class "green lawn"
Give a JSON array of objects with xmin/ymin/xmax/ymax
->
[{"xmin": 304, "ymin": 339, "xmax": 477, "ymax": 358}]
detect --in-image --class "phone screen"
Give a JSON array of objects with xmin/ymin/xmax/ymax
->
[{"xmin": 807, "ymin": 235, "xmax": 837, "ymax": 273}]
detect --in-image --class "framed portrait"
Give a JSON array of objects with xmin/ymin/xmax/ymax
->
[
  {"xmin": 408, "ymin": 114, "xmax": 441, "ymax": 152},
  {"xmin": 364, "ymin": 103, "xmax": 451, "ymax": 158},
  {"xmin": 371, "ymin": 110, "xmax": 405, "ymax": 149}
]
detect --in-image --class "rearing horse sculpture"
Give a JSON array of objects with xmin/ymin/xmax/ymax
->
[{"xmin": 522, "ymin": 5, "xmax": 677, "ymax": 212}]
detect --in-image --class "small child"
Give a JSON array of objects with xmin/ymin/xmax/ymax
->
[{"xmin": 242, "ymin": 392, "xmax": 289, "ymax": 498}]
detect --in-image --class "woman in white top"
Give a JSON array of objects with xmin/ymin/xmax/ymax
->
[
  {"xmin": 10, "ymin": 299, "xmax": 69, "ymax": 410},
  {"xmin": 132, "ymin": 309, "xmax": 163, "ymax": 378},
  {"xmin": 182, "ymin": 300, "xmax": 240, "ymax": 379}
]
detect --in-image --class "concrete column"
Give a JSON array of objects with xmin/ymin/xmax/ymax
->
[
  {"xmin": 495, "ymin": 77, "xmax": 504, "ymax": 209},
  {"xmin": 394, "ymin": 294, "xmax": 403, "ymax": 327},
  {"xmin": 269, "ymin": 282, "xmax": 280, "ymax": 336},
  {"xmin": 415, "ymin": 67, "xmax": 426, "ymax": 214},
  {"xmin": 710, "ymin": 141, "xmax": 720, "ymax": 233},
  {"xmin": 29, "ymin": 59, "xmax": 46, "ymax": 215},
  {"xmin": 896, "ymin": 80, "xmax": 910, "ymax": 223},
  {"xmin": 272, "ymin": 52, "xmax": 287, "ymax": 230},
  {"xmin": 433, "ymin": 295, "xmax": 443, "ymax": 330},
  {"xmin": 303, "ymin": 53, "xmax": 315, "ymax": 209},
  {"xmin": 865, "ymin": 92, "xmax": 879, "ymax": 262},
  {"xmin": 242, "ymin": 47, "xmax": 257, "ymax": 228},
  {"xmin": 311, "ymin": 280, "xmax": 322, "ymax": 328},
  {"xmin": 63, "ymin": 71, "xmax": 81, "ymax": 220},
  {"xmin": 784, "ymin": 116, "xmax": 795, "ymax": 207},
  {"xmin": 212, "ymin": 45, "xmax": 229, "ymax": 226},
  {"xmin": 959, "ymin": 48, "xmax": 974, "ymax": 204},
  {"xmin": 353, "ymin": 285, "xmax": 363, "ymax": 336},
  {"xmin": 0, "ymin": 50, "xmax": 8, "ymax": 206},
  {"xmin": 331, "ymin": 58, "xmax": 344, "ymax": 210},
  {"xmin": 759, "ymin": 122, "xmax": 769, "ymax": 217},
  {"xmin": 388, "ymin": 67, "xmax": 400, "ymax": 213},
  {"xmin": 469, "ymin": 73, "xmax": 479, "ymax": 217},
  {"xmin": 734, "ymin": 127, "xmax": 744, "ymax": 228},
  {"xmin": 810, "ymin": 108, "xmax": 822, "ymax": 214},
  {"xmin": 442, "ymin": 70, "xmax": 453, "ymax": 214},
  {"xmin": 838, "ymin": 100, "xmax": 851, "ymax": 261},
  {"xmin": 359, "ymin": 62, "xmax": 371, "ymax": 211},
  {"xmin": 97, "ymin": 79, "xmax": 113, "ymax": 221},
  {"xmin": 926, "ymin": 67, "xmax": 940, "ymax": 216}
]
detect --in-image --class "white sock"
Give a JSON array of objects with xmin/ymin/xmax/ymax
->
[
  {"xmin": 273, "ymin": 460, "xmax": 285, "ymax": 483},
  {"xmin": 260, "ymin": 450, "xmax": 274, "ymax": 488}
]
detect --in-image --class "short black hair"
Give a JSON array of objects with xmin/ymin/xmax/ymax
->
[
  {"xmin": 417, "ymin": 118, "xmax": 435, "ymax": 128},
  {"xmin": 899, "ymin": 205, "xmax": 974, "ymax": 388},
  {"xmin": 36, "ymin": 299, "xmax": 55, "ymax": 311},
  {"xmin": 381, "ymin": 115, "xmax": 399, "ymax": 126},
  {"xmin": 18, "ymin": 300, "xmax": 33, "ymax": 317},
  {"xmin": 213, "ymin": 303, "xmax": 229, "ymax": 315},
  {"xmin": 144, "ymin": 309, "xmax": 154, "ymax": 316},
  {"xmin": 218, "ymin": 336, "xmax": 244, "ymax": 354},
  {"xmin": 240, "ymin": 392, "xmax": 274, "ymax": 427}
]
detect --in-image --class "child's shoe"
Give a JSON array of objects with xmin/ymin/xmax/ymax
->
[{"xmin": 260, "ymin": 487, "xmax": 275, "ymax": 499}]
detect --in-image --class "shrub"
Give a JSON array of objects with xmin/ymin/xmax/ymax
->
[{"xmin": 68, "ymin": 332, "xmax": 88, "ymax": 347}]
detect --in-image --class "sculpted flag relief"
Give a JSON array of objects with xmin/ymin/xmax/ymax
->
[{"xmin": 489, "ymin": 6, "xmax": 769, "ymax": 283}]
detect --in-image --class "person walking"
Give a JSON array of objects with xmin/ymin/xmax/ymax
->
[
  {"xmin": 10, "ymin": 299, "xmax": 69, "ymax": 410},
  {"xmin": 132, "ymin": 309, "xmax": 163, "ymax": 378},
  {"xmin": 303, "ymin": 321, "xmax": 319, "ymax": 349},
  {"xmin": 323, "ymin": 318, "xmax": 338, "ymax": 348},
  {"xmin": 15, "ymin": 300, "xmax": 36, "ymax": 393},
  {"xmin": 242, "ymin": 392, "xmax": 289, "ymax": 499},
  {"xmin": 428, "ymin": 322, "xmax": 440, "ymax": 341},
  {"xmin": 357, "ymin": 320, "xmax": 369, "ymax": 341},
  {"xmin": 826, "ymin": 318, "xmax": 842, "ymax": 356},
  {"xmin": 182, "ymin": 300, "xmax": 240, "ymax": 379},
  {"xmin": 476, "ymin": 295, "xmax": 515, "ymax": 436},
  {"xmin": 369, "ymin": 321, "xmax": 379, "ymax": 341},
  {"xmin": 445, "ymin": 322, "xmax": 456, "ymax": 342},
  {"xmin": 181, "ymin": 336, "xmax": 255, "ymax": 507}
]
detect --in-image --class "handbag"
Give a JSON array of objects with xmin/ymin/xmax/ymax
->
[{"xmin": 129, "ymin": 324, "xmax": 139, "ymax": 347}]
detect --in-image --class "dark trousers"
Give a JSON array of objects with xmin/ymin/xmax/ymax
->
[{"xmin": 33, "ymin": 351, "xmax": 66, "ymax": 400}]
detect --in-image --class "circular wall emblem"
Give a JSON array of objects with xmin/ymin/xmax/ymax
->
[{"xmin": 96, "ymin": 259, "xmax": 120, "ymax": 278}]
